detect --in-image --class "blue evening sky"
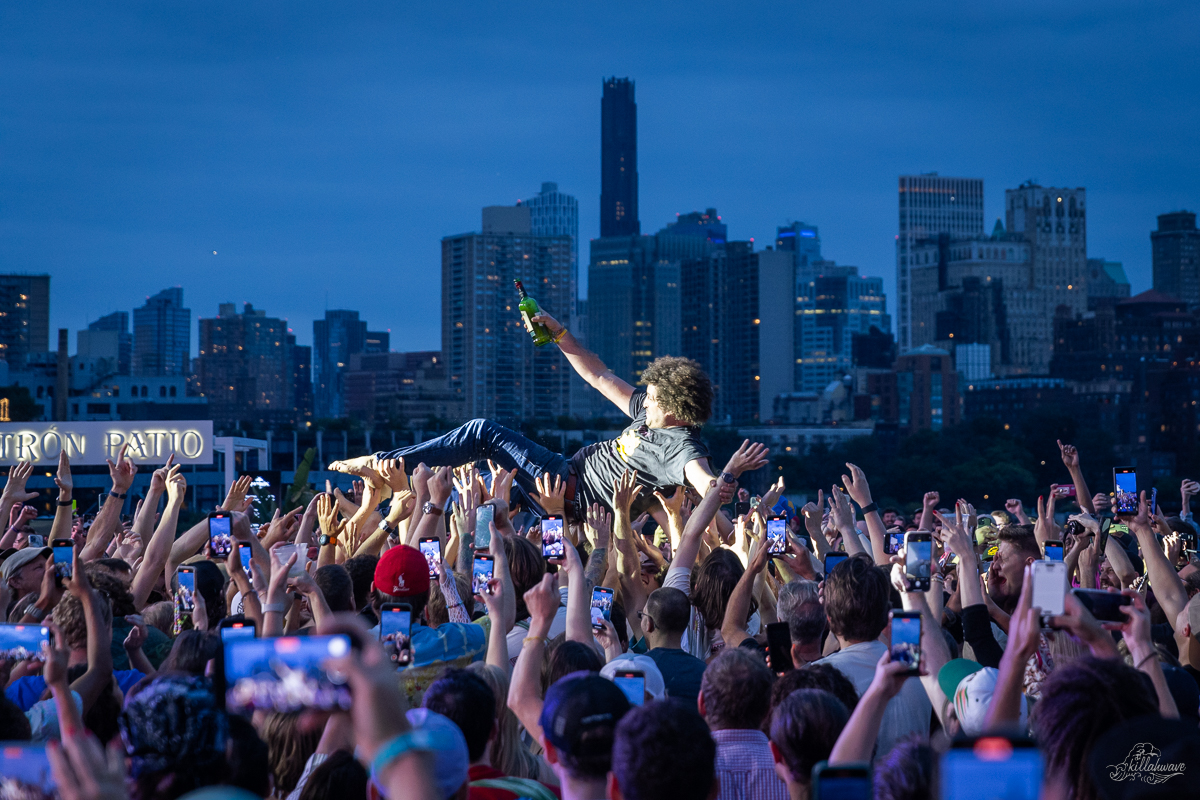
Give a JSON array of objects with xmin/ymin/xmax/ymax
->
[{"xmin": 1, "ymin": 1, "xmax": 1195, "ymax": 353}]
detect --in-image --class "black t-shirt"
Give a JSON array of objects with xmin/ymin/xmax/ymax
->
[
  {"xmin": 571, "ymin": 391, "xmax": 710, "ymax": 515},
  {"xmin": 646, "ymin": 646, "xmax": 707, "ymax": 705}
]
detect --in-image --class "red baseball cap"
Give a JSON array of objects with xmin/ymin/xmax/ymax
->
[{"xmin": 374, "ymin": 545, "xmax": 431, "ymax": 597}]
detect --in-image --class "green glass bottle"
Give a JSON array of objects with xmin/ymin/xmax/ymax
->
[{"xmin": 514, "ymin": 280, "xmax": 553, "ymax": 347}]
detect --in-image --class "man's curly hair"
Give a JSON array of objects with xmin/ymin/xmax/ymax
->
[{"xmin": 638, "ymin": 356, "xmax": 713, "ymax": 426}]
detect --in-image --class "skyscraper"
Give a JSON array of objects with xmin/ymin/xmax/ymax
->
[
  {"xmin": 795, "ymin": 265, "xmax": 891, "ymax": 392},
  {"xmin": 133, "ymin": 287, "xmax": 191, "ymax": 377},
  {"xmin": 1005, "ymin": 183, "xmax": 1088, "ymax": 373},
  {"xmin": 0, "ymin": 274, "xmax": 50, "ymax": 368},
  {"xmin": 312, "ymin": 310, "xmax": 387, "ymax": 420},
  {"xmin": 1151, "ymin": 211, "xmax": 1200, "ymax": 307},
  {"xmin": 897, "ymin": 175, "xmax": 984, "ymax": 350},
  {"xmin": 196, "ymin": 303, "xmax": 297, "ymax": 430},
  {"xmin": 600, "ymin": 78, "xmax": 639, "ymax": 238},
  {"xmin": 443, "ymin": 205, "xmax": 573, "ymax": 423},
  {"xmin": 289, "ymin": 333, "xmax": 313, "ymax": 424},
  {"xmin": 775, "ymin": 221, "xmax": 823, "ymax": 274}
]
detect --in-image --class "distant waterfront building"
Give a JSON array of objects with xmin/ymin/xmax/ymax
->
[
  {"xmin": 1152, "ymin": 211, "xmax": 1200, "ymax": 308},
  {"xmin": 133, "ymin": 287, "xmax": 190, "ymax": 377},
  {"xmin": 897, "ymin": 175, "xmax": 984, "ymax": 351},
  {"xmin": 1087, "ymin": 258, "xmax": 1132, "ymax": 306},
  {"xmin": 0, "ymin": 274, "xmax": 50, "ymax": 368},
  {"xmin": 600, "ymin": 78, "xmax": 639, "ymax": 238},
  {"xmin": 443, "ymin": 205, "xmax": 573, "ymax": 423},
  {"xmin": 345, "ymin": 351, "xmax": 463, "ymax": 425},
  {"xmin": 196, "ymin": 303, "xmax": 297, "ymax": 430}
]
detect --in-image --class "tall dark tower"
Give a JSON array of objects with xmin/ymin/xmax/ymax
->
[{"xmin": 600, "ymin": 77, "xmax": 639, "ymax": 237}]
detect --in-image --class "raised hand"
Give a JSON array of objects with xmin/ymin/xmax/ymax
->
[
  {"xmin": 828, "ymin": 486, "xmax": 855, "ymax": 534},
  {"xmin": 612, "ymin": 470, "xmax": 643, "ymax": 517},
  {"xmin": 535, "ymin": 472, "xmax": 567, "ymax": 516},
  {"xmin": 586, "ymin": 503, "xmax": 612, "ymax": 550},
  {"xmin": 149, "ymin": 453, "xmax": 176, "ymax": 494},
  {"xmin": 1057, "ymin": 439, "xmax": 1080, "ymax": 470},
  {"xmin": 653, "ymin": 486, "xmax": 685, "ymax": 521},
  {"xmin": 1005, "ymin": 498, "xmax": 1023, "ymax": 517},
  {"xmin": 164, "ymin": 465, "xmax": 186, "ymax": 505},
  {"xmin": 378, "ymin": 457, "xmax": 409, "ymax": 494},
  {"xmin": 428, "ymin": 466, "xmax": 454, "ymax": 506},
  {"xmin": 53, "ymin": 451, "xmax": 73, "ymax": 502},
  {"xmin": 842, "ymin": 463, "xmax": 874, "ymax": 508},
  {"xmin": 1, "ymin": 461, "xmax": 38, "ymax": 505},
  {"xmin": 722, "ymin": 440, "xmax": 770, "ymax": 477},
  {"xmin": 923, "ymin": 491, "xmax": 939, "ymax": 511},
  {"xmin": 222, "ymin": 474, "xmax": 253, "ymax": 512},
  {"xmin": 106, "ymin": 444, "xmax": 138, "ymax": 493},
  {"xmin": 801, "ymin": 489, "xmax": 824, "ymax": 539}
]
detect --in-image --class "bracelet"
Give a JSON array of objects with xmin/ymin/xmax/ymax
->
[
  {"xmin": 447, "ymin": 602, "xmax": 463, "ymax": 609},
  {"xmin": 552, "ymin": 327, "xmax": 567, "ymax": 344},
  {"xmin": 370, "ymin": 728, "xmax": 444, "ymax": 783},
  {"xmin": 57, "ymin": 500, "xmax": 73, "ymax": 507},
  {"xmin": 109, "ymin": 491, "xmax": 127, "ymax": 500},
  {"xmin": 27, "ymin": 605, "xmax": 48, "ymax": 621},
  {"xmin": 860, "ymin": 501, "xmax": 879, "ymax": 515},
  {"xmin": 379, "ymin": 521, "xmax": 398, "ymax": 537},
  {"xmin": 1135, "ymin": 651, "xmax": 1159, "ymax": 670},
  {"xmin": 261, "ymin": 602, "xmax": 286, "ymax": 613},
  {"xmin": 523, "ymin": 635, "xmax": 547, "ymax": 646}
]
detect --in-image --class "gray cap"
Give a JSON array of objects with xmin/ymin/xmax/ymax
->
[{"xmin": 1, "ymin": 546, "xmax": 50, "ymax": 581}]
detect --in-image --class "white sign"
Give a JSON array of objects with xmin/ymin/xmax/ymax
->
[{"xmin": 0, "ymin": 421, "xmax": 213, "ymax": 465}]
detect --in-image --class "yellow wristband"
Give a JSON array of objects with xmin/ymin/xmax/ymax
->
[
  {"xmin": 523, "ymin": 635, "xmax": 547, "ymax": 646},
  {"xmin": 552, "ymin": 328, "xmax": 567, "ymax": 344}
]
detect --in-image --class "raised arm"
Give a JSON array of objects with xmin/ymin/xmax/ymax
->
[
  {"xmin": 530, "ymin": 309, "xmax": 635, "ymax": 414},
  {"xmin": 65, "ymin": 548, "xmax": 113, "ymax": 713},
  {"xmin": 1058, "ymin": 440, "xmax": 1095, "ymax": 515},
  {"xmin": 829, "ymin": 651, "xmax": 913, "ymax": 764},
  {"xmin": 720, "ymin": 539, "xmax": 768, "ymax": 649},
  {"xmin": 1130, "ymin": 493, "xmax": 1189, "ymax": 623},
  {"xmin": 81, "ymin": 445, "xmax": 137, "ymax": 561},
  {"xmin": 842, "ymin": 463, "xmax": 889, "ymax": 566},
  {"xmin": 0, "ymin": 462, "xmax": 38, "ymax": 549},
  {"xmin": 130, "ymin": 465, "xmax": 186, "ymax": 610},
  {"xmin": 507, "ymin": 575, "xmax": 559, "ymax": 740}
]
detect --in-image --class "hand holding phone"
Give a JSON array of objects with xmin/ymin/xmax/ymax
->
[
  {"xmin": 208, "ymin": 511, "xmax": 234, "ymax": 559},
  {"xmin": 542, "ymin": 516, "xmax": 565, "ymax": 559},
  {"xmin": 904, "ymin": 532, "xmax": 933, "ymax": 591},
  {"xmin": 1031, "ymin": 560, "xmax": 1067, "ymax": 620},
  {"xmin": 590, "ymin": 586, "xmax": 614, "ymax": 631},
  {"xmin": 472, "ymin": 555, "xmax": 495, "ymax": 595},
  {"xmin": 380, "ymin": 603, "xmax": 413, "ymax": 666},
  {"xmin": 176, "ymin": 566, "xmax": 196, "ymax": 612},
  {"xmin": 51, "ymin": 538, "xmax": 74, "ymax": 581},
  {"xmin": 475, "ymin": 504, "xmax": 494, "ymax": 551},
  {"xmin": 889, "ymin": 611, "xmax": 922, "ymax": 674},
  {"xmin": 419, "ymin": 537, "xmax": 441, "ymax": 578},
  {"xmin": 766, "ymin": 517, "xmax": 787, "ymax": 556},
  {"xmin": 766, "ymin": 622, "xmax": 792, "ymax": 673}
]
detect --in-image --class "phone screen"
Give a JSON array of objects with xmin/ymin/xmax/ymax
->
[
  {"xmin": 0, "ymin": 742, "xmax": 54, "ymax": 795},
  {"xmin": 472, "ymin": 556, "xmax": 494, "ymax": 595},
  {"xmin": 239, "ymin": 543, "xmax": 253, "ymax": 573},
  {"xmin": 1114, "ymin": 468, "xmax": 1138, "ymax": 514},
  {"xmin": 613, "ymin": 672, "xmax": 645, "ymax": 706},
  {"xmin": 590, "ymin": 587, "xmax": 614, "ymax": 630},
  {"xmin": 890, "ymin": 613, "xmax": 922, "ymax": 672},
  {"xmin": 419, "ymin": 538, "xmax": 441, "ymax": 578},
  {"xmin": 1071, "ymin": 588, "xmax": 1132, "ymax": 622},
  {"xmin": 208, "ymin": 513, "xmax": 233, "ymax": 558},
  {"xmin": 766, "ymin": 622, "xmax": 792, "ymax": 673},
  {"xmin": 380, "ymin": 605, "xmax": 413, "ymax": 666},
  {"xmin": 814, "ymin": 771, "xmax": 873, "ymax": 800},
  {"xmin": 220, "ymin": 623, "xmax": 256, "ymax": 643},
  {"xmin": 824, "ymin": 552, "xmax": 848, "ymax": 575},
  {"xmin": 889, "ymin": 531, "xmax": 905, "ymax": 555},
  {"xmin": 223, "ymin": 634, "xmax": 353, "ymax": 713},
  {"xmin": 475, "ymin": 504, "xmax": 494, "ymax": 551},
  {"xmin": 176, "ymin": 568, "xmax": 195, "ymax": 610},
  {"xmin": 1044, "ymin": 542, "xmax": 1064, "ymax": 562},
  {"xmin": 0, "ymin": 624, "xmax": 50, "ymax": 661},
  {"xmin": 941, "ymin": 739, "xmax": 1042, "ymax": 800},
  {"xmin": 542, "ymin": 516, "xmax": 564, "ymax": 559},
  {"xmin": 1031, "ymin": 561, "xmax": 1067, "ymax": 617},
  {"xmin": 766, "ymin": 518, "xmax": 787, "ymax": 555},
  {"xmin": 906, "ymin": 535, "xmax": 932, "ymax": 588},
  {"xmin": 52, "ymin": 542, "xmax": 73, "ymax": 580}
]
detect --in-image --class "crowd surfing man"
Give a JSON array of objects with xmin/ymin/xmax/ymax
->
[
  {"xmin": 3, "ymin": 420, "xmax": 1200, "ymax": 799},
  {"xmin": 331, "ymin": 306, "xmax": 759, "ymax": 528}
]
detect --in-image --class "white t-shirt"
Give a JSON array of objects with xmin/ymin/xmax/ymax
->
[{"xmin": 507, "ymin": 587, "xmax": 569, "ymax": 666}]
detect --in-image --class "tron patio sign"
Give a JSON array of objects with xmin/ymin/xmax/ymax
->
[{"xmin": 0, "ymin": 421, "xmax": 213, "ymax": 465}]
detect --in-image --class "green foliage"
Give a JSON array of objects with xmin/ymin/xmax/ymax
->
[{"xmin": 284, "ymin": 447, "xmax": 317, "ymax": 512}]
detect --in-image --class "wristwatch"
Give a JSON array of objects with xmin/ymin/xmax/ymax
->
[
  {"xmin": 27, "ymin": 605, "xmax": 48, "ymax": 621},
  {"xmin": 860, "ymin": 502, "xmax": 879, "ymax": 515},
  {"xmin": 319, "ymin": 534, "xmax": 337, "ymax": 547},
  {"xmin": 422, "ymin": 502, "xmax": 444, "ymax": 517},
  {"xmin": 720, "ymin": 472, "xmax": 737, "ymax": 484},
  {"xmin": 380, "ymin": 521, "xmax": 399, "ymax": 540}
]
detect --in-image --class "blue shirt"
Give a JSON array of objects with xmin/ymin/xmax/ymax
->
[{"xmin": 7, "ymin": 670, "xmax": 146, "ymax": 712}]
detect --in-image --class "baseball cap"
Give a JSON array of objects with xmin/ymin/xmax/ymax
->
[
  {"xmin": 541, "ymin": 673, "xmax": 631, "ymax": 759},
  {"xmin": 374, "ymin": 545, "xmax": 431, "ymax": 598},
  {"xmin": 600, "ymin": 654, "xmax": 666, "ymax": 700},
  {"xmin": 951, "ymin": 666, "xmax": 1028, "ymax": 736},
  {"xmin": 1, "ymin": 546, "xmax": 50, "ymax": 581},
  {"xmin": 937, "ymin": 658, "xmax": 984, "ymax": 701},
  {"xmin": 404, "ymin": 708, "xmax": 469, "ymax": 799}
]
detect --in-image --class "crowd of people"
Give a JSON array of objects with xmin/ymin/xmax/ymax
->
[{"xmin": 1, "ymin": 308, "xmax": 1199, "ymax": 800}]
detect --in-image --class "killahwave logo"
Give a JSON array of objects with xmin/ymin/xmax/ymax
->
[{"xmin": 1107, "ymin": 743, "xmax": 1186, "ymax": 785}]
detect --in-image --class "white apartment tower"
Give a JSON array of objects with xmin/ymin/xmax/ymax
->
[{"xmin": 897, "ymin": 174, "xmax": 984, "ymax": 350}]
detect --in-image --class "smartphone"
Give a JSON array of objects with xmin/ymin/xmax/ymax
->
[
  {"xmin": 889, "ymin": 611, "xmax": 922, "ymax": 674},
  {"xmin": 1151, "ymin": 487, "xmax": 1158, "ymax": 516},
  {"xmin": 1031, "ymin": 560, "xmax": 1067, "ymax": 619},
  {"xmin": 380, "ymin": 603, "xmax": 413, "ymax": 666},
  {"xmin": 888, "ymin": 531, "xmax": 905, "ymax": 555},
  {"xmin": 940, "ymin": 737, "xmax": 1042, "ymax": 800},
  {"xmin": 1043, "ymin": 540, "xmax": 1064, "ymax": 562},
  {"xmin": 275, "ymin": 543, "xmax": 308, "ymax": 579},
  {"xmin": 219, "ymin": 619, "xmax": 257, "ymax": 643},
  {"xmin": 1113, "ymin": 467, "xmax": 1138, "ymax": 514},
  {"xmin": 221, "ymin": 634, "xmax": 354, "ymax": 713},
  {"xmin": 1058, "ymin": 484, "xmax": 1076, "ymax": 497},
  {"xmin": 541, "ymin": 516, "xmax": 565, "ymax": 559},
  {"xmin": 1071, "ymin": 588, "xmax": 1132, "ymax": 622},
  {"xmin": 766, "ymin": 621, "xmax": 793, "ymax": 673},
  {"xmin": 472, "ymin": 554, "xmax": 495, "ymax": 595},
  {"xmin": 823, "ymin": 552, "xmax": 849, "ymax": 575},
  {"xmin": 176, "ymin": 565, "xmax": 196, "ymax": 611},
  {"xmin": 586, "ymin": 586, "xmax": 614, "ymax": 632},
  {"xmin": 811, "ymin": 762, "xmax": 872, "ymax": 800},
  {"xmin": 26, "ymin": 534, "xmax": 44, "ymax": 548},
  {"xmin": 735, "ymin": 501, "xmax": 751, "ymax": 516},
  {"xmin": 904, "ymin": 532, "xmax": 933, "ymax": 592},
  {"xmin": 51, "ymin": 538, "xmax": 73, "ymax": 580},
  {"xmin": 0, "ymin": 623, "xmax": 50, "ymax": 661},
  {"xmin": 475, "ymin": 504, "xmax": 494, "ymax": 551},
  {"xmin": 207, "ymin": 511, "xmax": 233, "ymax": 559},
  {"xmin": 1097, "ymin": 517, "xmax": 1111, "ymax": 556},
  {"xmin": 766, "ymin": 516, "xmax": 787, "ymax": 555},
  {"xmin": 419, "ymin": 536, "xmax": 441, "ymax": 578},
  {"xmin": 0, "ymin": 742, "xmax": 54, "ymax": 795},
  {"xmin": 612, "ymin": 669, "xmax": 645, "ymax": 706}
]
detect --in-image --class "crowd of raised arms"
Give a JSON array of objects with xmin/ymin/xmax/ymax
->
[{"xmin": 1, "ymin": 305, "xmax": 1199, "ymax": 800}]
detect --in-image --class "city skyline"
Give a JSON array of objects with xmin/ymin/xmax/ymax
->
[{"xmin": 1, "ymin": 3, "xmax": 1195, "ymax": 354}]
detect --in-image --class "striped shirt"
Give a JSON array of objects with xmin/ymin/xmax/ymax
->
[{"xmin": 711, "ymin": 729, "xmax": 789, "ymax": 800}]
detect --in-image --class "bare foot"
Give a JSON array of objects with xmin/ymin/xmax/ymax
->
[{"xmin": 329, "ymin": 455, "xmax": 376, "ymax": 474}]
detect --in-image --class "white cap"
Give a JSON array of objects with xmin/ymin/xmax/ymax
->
[{"xmin": 600, "ymin": 654, "xmax": 666, "ymax": 700}]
